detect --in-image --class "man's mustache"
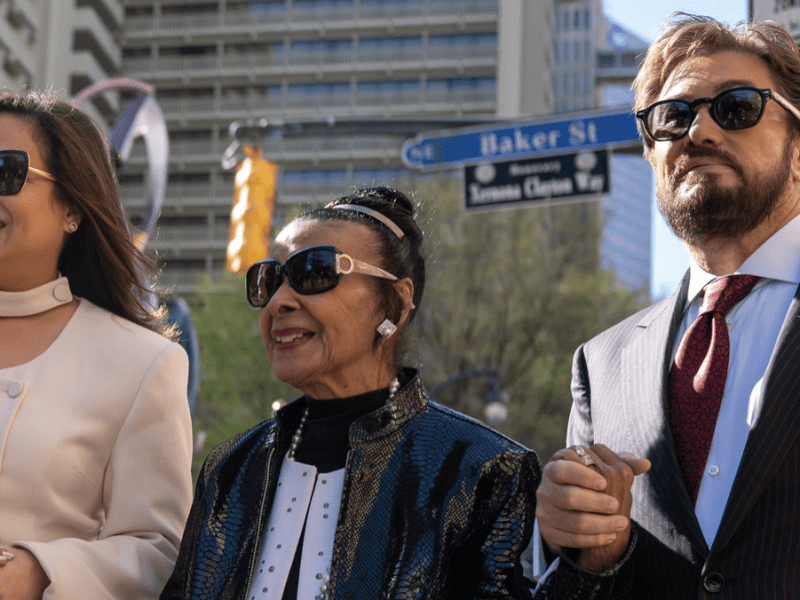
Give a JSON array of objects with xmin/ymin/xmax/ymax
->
[{"xmin": 670, "ymin": 147, "xmax": 742, "ymax": 184}]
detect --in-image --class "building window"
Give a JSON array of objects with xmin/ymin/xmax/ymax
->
[
  {"xmin": 773, "ymin": 0, "xmax": 795, "ymax": 10},
  {"xmin": 362, "ymin": 0, "xmax": 422, "ymax": 4},
  {"xmin": 357, "ymin": 79, "xmax": 421, "ymax": 94},
  {"xmin": 428, "ymin": 33, "xmax": 497, "ymax": 47},
  {"xmin": 225, "ymin": 41, "xmax": 283, "ymax": 56},
  {"xmin": 427, "ymin": 77, "xmax": 495, "ymax": 91},
  {"xmin": 597, "ymin": 53, "xmax": 615, "ymax": 68},
  {"xmin": 288, "ymin": 82, "xmax": 351, "ymax": 96},
  {"xmin": 293, "ymin": 0, "xmax": 355, "ymax": 9},
  {"xmin": 291, "ymin": 39, "xmax": 352, "ymax": 53},
  {"xmin": 249, "ymin": 1, "xmax": 286, "ymax": 10},
  {"xmin": 361, "ymin": 36, "xmax": 422, "ymax": 50},
  {"xmin": 283, "ymin": 169, "xmax": 348, "ymax": 185},
  {"xmin": 161, "ymin": 3, "xmax": 218, "ymax": 16}
]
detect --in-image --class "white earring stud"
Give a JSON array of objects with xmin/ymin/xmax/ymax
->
[
  {"xmin": 377, "ymin": 319, "xmax": 397, "ymax": 338},
  {"xmin": 68, "ymin": 222, "xmax": 78, "ymax": 232}
]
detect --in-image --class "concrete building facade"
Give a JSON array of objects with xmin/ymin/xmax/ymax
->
[
  {"xmin": 119, "ymin": 0, "xmax": 556, "ymax": 293},
  {"xmin": 0, "ymin": 0, "xmax": 123, "ymax": 126},
  {"xmin": 751, "ymin": 0, "xmax": 800, "ymax": 37},
  {"xmin": 0, "ymin": 1, "xmax": 653, "ymax": 294}
]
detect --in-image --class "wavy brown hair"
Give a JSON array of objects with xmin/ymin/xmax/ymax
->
[
  {"xmin": 0, "ymin": 90, "xmax": 172, "ymax": 336},
  {"xmin": 634, "ymin": 13, "xmax": 800, "ymax": 150}
]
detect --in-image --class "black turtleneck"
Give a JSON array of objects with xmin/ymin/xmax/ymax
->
[{"xmin": 291, "ymin": 386, "xmax": 390, "ymax": 473}]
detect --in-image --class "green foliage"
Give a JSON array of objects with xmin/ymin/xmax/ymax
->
[
  {"xmin": 188, "ymin": 272, "xmax": 298, "ymax": 472},
  {"xmin": 411, "ymin": 179, "xmax": 648, "ymax": 460}
]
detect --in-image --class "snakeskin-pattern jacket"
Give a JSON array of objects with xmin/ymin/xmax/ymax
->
[{"xmin": 161, "ymin": 369, "xmax": 540, "ymax": 600}]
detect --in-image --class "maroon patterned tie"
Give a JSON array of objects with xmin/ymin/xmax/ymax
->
[{"xmin": 668, "ymin": 274, "xmax": 759, "ymax": 504}]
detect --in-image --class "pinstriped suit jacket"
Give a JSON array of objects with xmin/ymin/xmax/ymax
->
[{"xmin": 561, "ymin": 272, "xmax": 800, "ymax": 599}]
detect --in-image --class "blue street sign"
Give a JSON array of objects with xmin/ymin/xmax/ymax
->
[{"xmin": 401, "ymin": 108, "xmax": 639, "ymax": 170}]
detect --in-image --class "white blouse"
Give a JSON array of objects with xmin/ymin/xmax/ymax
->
[{"xmin": 247, "ymin": 455, "xmax": 345, "ymax": 600}]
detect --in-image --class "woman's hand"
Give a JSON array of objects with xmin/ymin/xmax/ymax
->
[
  {"xmin": 536, "ymin": 444, "xmax": 650, "ymax": 573},
  {"xmin": 0, "ymin": 545, "xmax": 49, "ymax": 600}
]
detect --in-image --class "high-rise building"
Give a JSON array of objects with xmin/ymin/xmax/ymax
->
[
  {"xmin": 751, "ymin": 0, "xmax": 800, "ymax": 37},
  {"xmin": 554, "ymin": 0, "xmax": 651, "ymax": 291},
  {"xmin": 117, "ymin": 0, "xmax": 653, "ymax": 294},
  {"xmin": 119, "ymin": 0, "xmax": 554, "ymax": 294},
  {"xmin": 0, "ymin": 1, "xmax": 653, "ymax": 294},
  {"xmin": 0, "ymin": 0, "xmax": 123, "ymax": 127},
  {"xmin": 0, "ymin": 1, "xmax": 40, "ymax": 92}
]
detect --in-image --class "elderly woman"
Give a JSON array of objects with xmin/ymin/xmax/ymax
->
[
  {"xmin": 161, "ymin": 187, "xmax": 540, "ymax": 600},
  {"xmin": 0, "ymin": 91, "xmax": 193, "ymax": 599}
]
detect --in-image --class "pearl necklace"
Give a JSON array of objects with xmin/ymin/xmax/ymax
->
[{"xmin": 287, "ymin": 376, "xmax": 400, "ymax": 461}]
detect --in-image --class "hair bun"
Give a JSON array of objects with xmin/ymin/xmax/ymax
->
[{"xmin": 349, "ymin": 186, "xmax": 414, "ymax": 217}]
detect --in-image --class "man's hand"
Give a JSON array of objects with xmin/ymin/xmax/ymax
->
[{"xmin": 536, "ymin": 444, "xmax": 650, "ymax": 573}]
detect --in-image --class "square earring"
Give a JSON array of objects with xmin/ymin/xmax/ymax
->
[{"xmin": 377, "ymin": 319, "xmax": 397, "ymax": 338}]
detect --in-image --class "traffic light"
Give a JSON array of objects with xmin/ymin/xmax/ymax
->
[{"xmin": 226, "ymin": 145, "xmax": 278, "ymax": 273}]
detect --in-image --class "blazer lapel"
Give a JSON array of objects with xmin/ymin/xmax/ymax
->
[
  {"xmin": 709, "ymin": 281, "xmax": 800, "ymax": 560},
  {"xmin": 623, "ymin": 272, "xmax": 709, "ymax": 556}
]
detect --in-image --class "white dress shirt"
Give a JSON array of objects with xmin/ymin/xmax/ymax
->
[
  {"xmin": 676, "ymin": 213, "xmax": 800, "ymax": 548},
  {"xmin": 246, "ymin": 456, "xmax": 345, "ymax": 600}
]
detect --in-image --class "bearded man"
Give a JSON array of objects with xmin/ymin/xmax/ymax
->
[{"xmin": 532, "ymin": 14, "xmax": 800, "ymax": 599}]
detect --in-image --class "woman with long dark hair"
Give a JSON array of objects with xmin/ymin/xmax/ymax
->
[{"xmin": 0, "ymin": 91, "xmax": 192, "ymax": 599}]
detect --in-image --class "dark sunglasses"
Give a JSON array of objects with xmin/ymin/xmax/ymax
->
[
  {"xmin": 0, "ymin": 150, "xmax": 56, "ymax": 195},
  {"xmin": 246, "ymin": 245, "xmax": 398, "ymax": 308},
  {"xmin": 636, "ymin": 86, "xmax": 800, "ymax": 142}
]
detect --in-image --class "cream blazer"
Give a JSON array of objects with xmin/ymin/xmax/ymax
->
[{"xmin": 0, "ymin": 299, "xmax": 193, "ymax": 599}]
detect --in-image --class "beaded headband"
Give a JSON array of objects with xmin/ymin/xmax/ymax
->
[{"xmin": 332, "ymin": 204, "xmax": 405, "ymax": 239}]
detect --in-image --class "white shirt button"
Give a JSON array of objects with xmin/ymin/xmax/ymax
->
[
  {"xmin": 708, "ymin": 465, "xmax": 720, "ymax": 477},
  {"xmin": 7, "ymin": 381, "xmax": 23, "ymax": 398},
  {"xmin": 726, "ymin": 321, "xmax": 733, "ymax": 332},
  {"xmin": 53, "ymin": 282, "xmax": 71, "ymax": 302}
]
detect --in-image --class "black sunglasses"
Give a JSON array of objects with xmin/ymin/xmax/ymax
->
[
  {"xmin": 246, "ymin": 245, "xmax": 398, "ymax": 308},
  {"xmin": 0, "ymin": 150, "xmax": 56, "ymax": 195},
  {"xmin": 636, "ymin": 86, "xmax": 800, "ymax": 142}
]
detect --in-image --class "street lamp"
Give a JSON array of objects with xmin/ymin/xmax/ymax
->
[{"xmin": 428, "ymin": 368, "xmax": 509, "ymax": 426}]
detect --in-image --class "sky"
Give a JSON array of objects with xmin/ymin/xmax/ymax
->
[{"xmin": 602, "ymin": 1, "xmax": 749, "ymax": 298}]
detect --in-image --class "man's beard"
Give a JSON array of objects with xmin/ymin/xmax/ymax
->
[{"xmin": 656, "ymin": 141, "xmax": 792, "ymax": 244}]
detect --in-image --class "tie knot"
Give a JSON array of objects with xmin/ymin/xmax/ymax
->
[{"xmin": 701, "ymin": 274, "xmax": 760, "ymax": 317}]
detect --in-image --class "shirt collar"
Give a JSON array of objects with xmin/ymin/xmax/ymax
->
[{"xmin": 685, "ymin": 212, "xmax": 800, "ymax": 306}]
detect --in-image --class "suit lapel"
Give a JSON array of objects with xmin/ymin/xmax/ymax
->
[
  {"xmin": 623, "ymin": 272, "xmax": 709, "ymax": 556},
  {"xmin": 709, "ymin": 281, "xmax": 800, "ymax": 560}
]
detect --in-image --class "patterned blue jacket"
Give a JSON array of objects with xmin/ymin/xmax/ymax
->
[{"xmin": 161, "ymin": 369, "xmax": 539, "ymax": 600}]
